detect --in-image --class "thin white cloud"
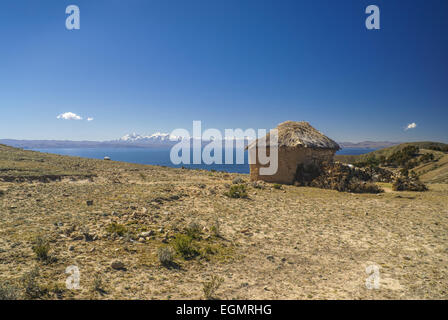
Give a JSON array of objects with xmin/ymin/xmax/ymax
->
[
  {"xmin": 57, "ymin": 112, "xmax": 82, "ymax": 120},
  {"xmin": 405, "ymin": 122, "xmax": 417, "ymax": 131},
  {"xmin": 87, "ymin": 117, "xmax": 94, "ymax": 122}
]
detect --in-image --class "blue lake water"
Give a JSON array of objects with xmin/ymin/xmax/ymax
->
[{"xmin": 31, "ymin": 147, "xmax": 375, "ymax": 174}]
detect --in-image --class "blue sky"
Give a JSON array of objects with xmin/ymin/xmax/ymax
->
[{"xmin": 0, "ymin": 0, "xmax": 447, "ymax": 142}]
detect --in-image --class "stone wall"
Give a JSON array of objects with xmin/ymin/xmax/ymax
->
[{"xmin": 249, "ymin": 147, "xmax": 336, "ymax": 184}]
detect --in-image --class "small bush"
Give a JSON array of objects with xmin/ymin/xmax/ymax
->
[
  {"xmin": 202, "ymin": 275, "xmax": 224, "ymax": 300},
  {"xmin": 386, "ymin": 146, "xmax": 420, "ymax": 167},
  {"xmin": 420, "ymin": 153, "xmax": 435, "ymax": 163},
  {"xmin": 0, "ymin": 190, "xmax": 4, "ymax": 197},
  {"xmin": 393, "ymin": 177, "xmax": 428, "ymax": 192},
  {"xmin": 210, "ymin": 217, "xmax": 220, "ymax": 237},
  {"xmin": 157, "ymin": 246, "xmax": 175, "ymax": 266},
  {"xmin": 172, "ymin": 234, "xmax": 198, "ymax": 259},
  {"xmin": 92, "ymin": 273, "xmax": 106, "ymax": 294},
  {"xmin": 224, "ymin": 184, "xmax": 248, "ymax": 199},
  {"xmin": 252, "ymin": 181, "xmax": 264, "ymax": 189},
  {"xmin": 32, "ymin": 237, "xmax": 50, "ymax": 262},
  {"xmin": 272, "ymin": 183, "xmax": 283, "ymax": 190},
  {"xmin": 106, "ymin": 223, "xmax": 128, "ymax": 236},
  {"xmin": 21, "ymin": 267, "xmax": 47, "ymax": 299},
  {"xmin": 232, "ymin": 177, "xmax": 244, "ymax": 184},
  {"xmin": 185, "ymin": 222, "xmax": 201, "ymax": 239},
  {"xmin": 400, "ymin": 168, "xmax": 409, "ymax": 177},
  {"xmin": 0, "ymin": 281, "xmax": 20, "ymax": 300}
]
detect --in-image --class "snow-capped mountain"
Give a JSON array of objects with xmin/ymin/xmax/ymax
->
[
  {"xmin": 115, "ymin": 132, "xmax": 253, "ymax": 148},
  {"xmin": 119, "ymin": 133, "xmax": 145, "ymax": 142},
  {"xmin": 119, "ymin": 132, "xmax": 182, "ymax": 143}
]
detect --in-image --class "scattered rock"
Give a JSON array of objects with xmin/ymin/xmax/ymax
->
[
  {"xmin": 111, "ymin": 260, "xmax": 125, "ymax": 270},
  {"xmin": 86, "ymin": 200, "xmax": 94, "ymax": 206},
  {"xmin": 83, "ymin": 232, "xmax": 95, "ymax": 242},
  {"xmin": 139, "ymin": 231, "xmax": 154, "ymax": 238}
]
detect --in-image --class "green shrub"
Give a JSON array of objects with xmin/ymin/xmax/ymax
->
[
  {"xmin": 32, "ymin": 237, "xmax": 50, "ymax": 262},
  {"xmin": 273, "ymin": 183, "xmax": 283, "ymax": 190},
  {"xmin": 171, "ymin": 234, "xmax": 198, "ymax": 259},
  {"xmin": 386, "ymin": 146, "xmax": 420, "ymax": 167},
  {"xmin": 106, "ymin": 223, "xmax": 128, "ymax": 236},
  {"xmin": 224, "ymin": 184, "xmax": 248, "ymax": 199},
  {"xmin": 420, "ymin": 153, "xmax": 435, "ymax": 163}
]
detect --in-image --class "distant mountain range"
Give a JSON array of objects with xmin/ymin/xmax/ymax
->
[
  {"xmin": 337, "ymin": 141, "xmax": 401, "ymax": 149},
  {"xmin": 0, "ymin": 133, "xmax": 402, "ymax": 150}
]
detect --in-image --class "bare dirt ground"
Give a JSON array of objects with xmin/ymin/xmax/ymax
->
[{"xmin": 0, "ymin": 147, "xmax": 447, "ymax": 300}]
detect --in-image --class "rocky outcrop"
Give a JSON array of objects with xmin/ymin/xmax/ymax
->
[{"xmin": 296, "ymin": 162, "xmax": 384, "ymax": 193}]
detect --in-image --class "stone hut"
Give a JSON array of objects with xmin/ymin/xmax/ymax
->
[{"xmin": 247, "ymin": 121, "xmax": 340, "ymax": 184}]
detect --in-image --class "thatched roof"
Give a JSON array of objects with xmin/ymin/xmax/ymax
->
[{"xmin": 247, "ymin": 121, "xmax": 340, "ymax": 150}]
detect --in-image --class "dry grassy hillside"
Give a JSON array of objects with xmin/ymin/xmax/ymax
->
[
  {"xmin": 415, "ymin": 154, "xmax": 448, "ymax": 184},
  {"xmin": 335, "ymin": 142, "xmax": 448, "ymax": 184},
  {"xmin": 1, "ymin": 145, "xmax": 447, "ymax": 300}
]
